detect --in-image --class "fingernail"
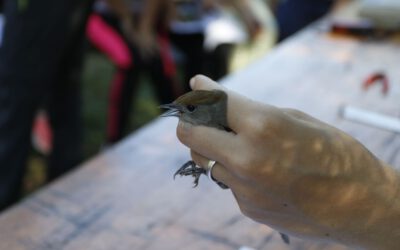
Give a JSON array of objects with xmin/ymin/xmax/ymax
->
[{"xmin": 190, "ymin": 77, "xmax": 196, "ymax": 90}]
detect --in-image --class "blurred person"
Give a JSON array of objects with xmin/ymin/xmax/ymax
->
[
  {"xmin": 170, "ymin": 0, "xmax": 261, "ymax": 86},
  {"xmin": 86, "ymin": 0, "xmax": 181, "ymax": 144},
  {"xmin": 0, "ymin": 0, "xmax": 4, "ymax": 46},
  {"xmin": 0, "ymin": 0, "xmax": 93, "ymax": 210},
  {"xmin": 203, "ymin": 0, "xmax": 263, "ymax": 80},
  {"xmin": 267, "ymin": 0, "xmax": 336, "ymax": 41}
]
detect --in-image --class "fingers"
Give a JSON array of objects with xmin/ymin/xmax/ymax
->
[
  {"xmin": 177, "ymin": 121, "xmax": 244, "ymax": 169},
  {"xmin": 189, "ymin": 75, "xmax": 264, "ymax": 133},
  {"xmin": 191, "ymin": 150, "xmax": 290, "ymax": 218},
  {"xmin": 190, "ymin": 150, "xmax": 237, "ymax": 188}
]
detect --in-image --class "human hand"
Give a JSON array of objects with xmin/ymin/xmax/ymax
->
[{"xmin": 176, "ymin": 75, "xmax": 400, "ymax": 249}]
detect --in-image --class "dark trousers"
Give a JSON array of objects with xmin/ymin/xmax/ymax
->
[
  {"xmin": 204, "ymin": 43, "xmax": 233, "ymax": 80},
  {"xmin": 276, "ymin": 0, "xmax": 334, "ymax": 41},
  {"xmin": 91, "ymin": 14, "xmax": 179, "ymax": 143},
  {"xmin": 107, "ymin": 45, "xmax": 179, "ymax": 143},
  {"xmin": 170, "ymin": 32, "xmax": 205, "ymax": 92},
  {"xmin": 0, "ymin": 0, "xmax": 92, "ymax": 210},
  {"xmin": 170, "ymin": 32, "xmax": 231, "ymax": 84}
]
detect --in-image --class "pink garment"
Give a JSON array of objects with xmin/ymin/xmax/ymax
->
[
  {"xmin": 86, "ymin": 13, "xmax": 178, "ymax": 142},
  {"xmin": 86, "ymin": 14, "xmax": 132, "ymax": 141},
  {"xmin": 86, "ymin": 14, "xmax": 132, "ymax": 69}
]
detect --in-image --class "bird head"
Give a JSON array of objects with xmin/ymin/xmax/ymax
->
[{"xmin": 160, "ymin": 90, "xmax": 229, "ymax": 130}]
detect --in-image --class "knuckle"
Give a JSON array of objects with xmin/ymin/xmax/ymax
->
[
  {"xmin": 227, "ymin": 146, "xmax": 259, "ymax": 179},
  {"xmin": 227, "ymin": 151, "xmax": 250, "ymax": 175},
  {"xmin": 234, "ymin": 162, "xmax": 259, "ymax": 182},
  {"xmin": 244, "ymin": 108, "xmax": 284, "ymax": 137}
]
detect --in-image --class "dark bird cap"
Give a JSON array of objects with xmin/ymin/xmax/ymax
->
[{"xmin": 173, "ymin": 90, "xmax": 226, "ymax": 106}]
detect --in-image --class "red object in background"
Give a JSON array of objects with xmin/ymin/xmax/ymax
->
[
  {"xmin": 32, "ymin": 111, "xmax": 53, "ymax": 155},
  {"xmin": 330, "ymin": 20, "xmax": 375, "ymax": 37},
  {"xmin": 362, "ymin": 72, "xmax": 389, "ymax": 95}
]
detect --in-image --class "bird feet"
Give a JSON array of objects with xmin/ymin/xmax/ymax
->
[
  {"xmin": 173, "ymin": 160, "xmax": 205, "ymax": 187},
  {"xmin": 173, "ymin": 162, "xmax": 289, "ymax": 244}
]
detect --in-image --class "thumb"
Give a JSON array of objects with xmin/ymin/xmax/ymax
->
[{"xmin": 190, "ymin": 75, "xmax": 227, "ymax": 91}]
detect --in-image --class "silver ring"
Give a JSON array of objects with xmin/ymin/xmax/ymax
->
[{"xmin": 206, "ymin": 160, "xmax": 217, "ymax": 181}]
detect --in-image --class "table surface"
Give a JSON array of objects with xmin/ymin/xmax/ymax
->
[{"xmin": 2, "ymin": 6, "xmax": 400, "ymax": 250}]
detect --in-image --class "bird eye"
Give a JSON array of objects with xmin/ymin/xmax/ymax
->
[{"xmin": 186, "ymin": 105, "xmax": 196, "ymax": 112}]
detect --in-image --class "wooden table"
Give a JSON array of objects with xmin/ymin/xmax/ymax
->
[{"xmin": 2, "ymin": 9, "xmax": 400, "ymax": 250}]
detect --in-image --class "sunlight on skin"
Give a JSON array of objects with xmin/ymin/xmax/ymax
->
[
  {"xmin": 288, "ymin": 129, "xmax": 400, "ymax": 248},
  {"xmin": 176, "ymin": 75, "xmax": 400, "ymax": 249},
  {"xmin": 235, "ymin": 107, "xmax": 400, "ymax": 249}
]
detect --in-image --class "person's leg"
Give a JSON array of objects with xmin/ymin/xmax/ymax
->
[
  {"xmin": 47, "ymin": 1, "xmax": 93, "ymax": 180},
  {"xmin": 205, "ymin": 43, "xmax": 233, "ymax": 80},
  {"xmin": 0, "ymin": 0, "xmax": 82, "ymax": 210},
  {"xmin": 276, "ymin": 0, "xmax": 334, "ymax": 41},
  {"xmin": 150, "ymin": 32, "xmax": 180, "ymax": 103},
  {"xmin": 47, "ymin": 68, "xmax": 83, "ymax": 180},
  {"xmin": 86, "ymin": 13, "xmax": 137, "ymax": 143},
  {"xmin": 86, "ymin": 14, "xmax": 132, "ymax": 70},
  {"xmin": 0, "ymin": 89, "xmax": 39, "ymax": 209},
  {"xmin": 110, "ymin": 65, "xmax": 139, "ymax": 143},
  {"xmin": 170, "ymin": 32, "xmax": 205, "ymax": 91}
]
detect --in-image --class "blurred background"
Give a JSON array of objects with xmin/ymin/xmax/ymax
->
[
  {"xmin": 4, "ymin": 0, "xmax": 389, "ymax": 210},
  {"xmin": 0, "ymin": 0, "xmax": 281, "ymax": 201}
]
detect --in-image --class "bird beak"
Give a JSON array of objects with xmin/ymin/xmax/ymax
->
[{"xmin": 159, "ymin": 103, "xmax": 183, "ymax": 117}]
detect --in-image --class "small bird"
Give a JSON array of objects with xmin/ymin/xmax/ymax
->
[
  {"xmin": 160, "ymin": 89, "xmax": 230, "ymax": 188},
  {"xmin": 160, "ymin": 89, "xmax": 290, "ymax": 244}
]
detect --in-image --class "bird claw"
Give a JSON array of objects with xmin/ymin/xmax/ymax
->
[
  {"xmin": 173, "ymin": 160, "xmax": 205, "ymax": 187},
  {"xmin": 280, "ymin": 233, "xmax": 290, "ymax": 244}
]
